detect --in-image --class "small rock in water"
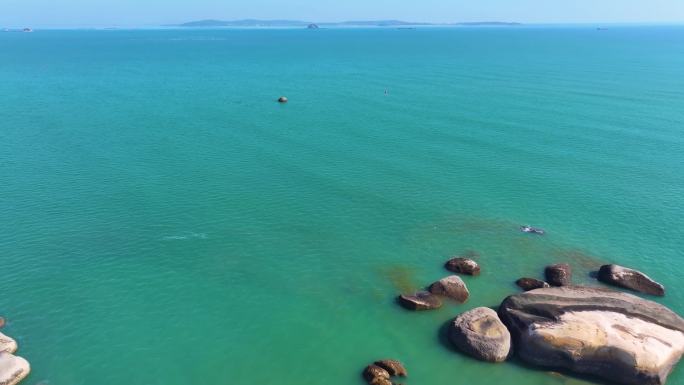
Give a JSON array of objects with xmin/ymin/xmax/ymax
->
[
  {"xmin": 597, "ymin": 264, "xmax": 665, "ymax": 296},
  {"xmin": 362, "ymin": 365, "xmax": 391, "ymax": 385},
  {"xmin": 429, "ymin": 275, "xmax": 469, "ymax": 303},
  {"xmin": 277, "ymin": 96, "xmax": 288, "ymax": 103},
  {"xmin": 449, "ymin": 307, "xmax": 511, "ymax": 362},
  {"xmin": 0, "ymin": 333, "xmax": 17, "ymax": 354},
  {"xmin": 374, "ymin": 359, "xmax": 407, "ymax": 377},
  {"xmin": 445, "ymin": 257, "xmax": 480, "ymax": 276},
  {"xmin": 0, "ymin": 317, "xmax": 4, "ymax": 328},
  {"xmin": 0, "ymin": 352, "xmax": 30, "ymax": 385},
  {"xmin": 397, "ymin": 291, "xmax": 442, "ymax": 311},
  {"xmin": 545, "ymin": 263, "xmax": 572, "ymax": 286},
  {"xmin": 515, "ymin": 277, "xmax": 550, "ymax": 291}
]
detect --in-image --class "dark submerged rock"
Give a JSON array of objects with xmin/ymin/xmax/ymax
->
[
  {"xmin": 397, "ymin": 291, "xmax": 442, "ymax": 311},
  {"xmin": 429, "ymin": 275, "xmax": 469, "ymax": 303},
  {"xmin": 515, "ymin": 277, "xmax": 550, "ymax": 291},
  {"xmin": 498, "ymin": 286, "xmax": 684, "ymax": 385},
  {"xmin": 597, "ymin": 264, "xmax": 665, "ymax": 296},
  {"xmin": 374, "ymin": 359, "xmax": 407, "ymax": 377},
  {"xmin": 449, "ymin": 307, "xmax": 511, "ymax": 362},
  {"xmin": 362, "ymin": 365, "xmax": 390, "ymax": 384},
  {"xmin": 545, "ymin": 263, "xmax": 572, "ymax": 286},
  {"xmin": 445, "ymin": 257, "xmax": 480, "ymax": 276}
]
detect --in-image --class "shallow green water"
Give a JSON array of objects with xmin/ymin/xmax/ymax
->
[{"xmin": 1, "ymin": 27, "xmax": 683, "ymax": 385}]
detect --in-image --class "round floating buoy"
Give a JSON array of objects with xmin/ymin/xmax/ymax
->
[{"xmin": 278, "ymin": 96, "xmax": 288, "ymax": 103}]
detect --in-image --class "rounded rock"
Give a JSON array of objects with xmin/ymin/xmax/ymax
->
[
  {"xmin": 449, "ymin": 307, "xmax": 511, "ymax": 362},
  {"xmin": 545, "ymin": 263, "xmax": 572, "ymax": 286},
  {"xmin": 277, "ymin": 96, "xmax": 288, "ymax": 103},
  {"xmin": 516, "ymin": 277, "xmax": 550, "ymax": 291},
  {"xmin": 374, "ymin": 359, "xmax": 407, "ymax": 377},
  {"xmin": 0, "ymin": 352, "xmax": 30, "ymax": 385},
  {"xmin": 445, "ymin": 257, "xmax": 480, "ymax": 276},
  {"xmin": 429, "ymin": 275, "xmax": 469, "ymax": 303},
  {"xmin": 597, "ymin": 264, "xmax": 665, "ymax": 296},
  {"xmin": 362, "ymin": 364, "xmax": 390, "ymax": 384},
  {"xmin": 0, "ymin": 333, "xmax": 17, "ymax": 354}
]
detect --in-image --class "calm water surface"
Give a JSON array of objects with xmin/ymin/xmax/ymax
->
[{"xmin": 1, "ymin": 27, "xmax": 684, "ymax": 385}]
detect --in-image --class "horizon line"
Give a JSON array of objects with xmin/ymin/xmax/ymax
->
[{"xmin": 4, "ymin": 20, "xmax": 684, "ymax": 29}]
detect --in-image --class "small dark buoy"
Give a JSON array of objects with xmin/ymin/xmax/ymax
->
[{"xmin": 278, "ymin": 96, "xmax": 288, "ymax": 103}]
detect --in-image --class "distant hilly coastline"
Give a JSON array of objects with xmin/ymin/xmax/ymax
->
[{"xmin": 172, "ymin": 19, "xmax": 521, "ymax": 28}]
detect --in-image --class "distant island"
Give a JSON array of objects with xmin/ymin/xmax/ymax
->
[{"xmin": 172, "ymin": 19, "xmax": 521, "ymax": 28}]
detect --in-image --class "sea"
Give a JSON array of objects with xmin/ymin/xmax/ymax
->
[{"xmin": 1, "ymin": 26, "xmax": 683, "ymax": 385}]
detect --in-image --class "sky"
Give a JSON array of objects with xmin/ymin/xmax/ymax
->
[{"xmin": 2, "ymin": 0, "xmax": 684, "ymax": 28}]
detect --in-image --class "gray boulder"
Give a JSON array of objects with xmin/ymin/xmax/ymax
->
[
  {"xmin": 598, "ymin": 264, "xmax": 665, "ymax": 296},
  {"xmin": 445, "ymin": 257, "xmax": 480, "ymax": 276},
  {"xmin": 429, "ymin": 275, "xmax": 469, "ymax": 303},
  {"xmin": 498, "ymin": 286, "xmax": 684, "ymax": 385},
  {"xmin": 515, "ymin": 277, "xmax": 550, "ymax": 291},
  {"xmin": 545, "ymin": 263, "xmax": 572, "ymax": 286},
  {"xmin": 449, "ymin": 307, "xmax": 511, "ymax": 362},
  {"xmin": 398, "ymin": 291, "xmax": 442, "ymax": 311}
]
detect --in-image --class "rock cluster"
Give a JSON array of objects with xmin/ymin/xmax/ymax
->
[
  {"xmin": 388, "ymin": 247, "xmax": 681, "ymax": 385},
  {"xmin": 362, "ymin": 359, "xmax": 407, "ymax": 385}
]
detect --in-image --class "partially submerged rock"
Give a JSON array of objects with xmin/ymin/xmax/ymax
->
[
  {"xmin": 429, "ymin": 275, "xmax": 469, "ymax": 303},
  {"xmin": 445, "ymin": 257, "xmax": 480, "ymax": 276},
  {"xmin": 363, "ymin": 364, "xmax": 390, "ymax": 384},
  {"xmin": 449, "ymin": 307, "xmax": 511, "ymax": 362},
  {"xmin": 277, "ymin": 96, "xmax": 288, "ymax": 103},
  {"xmin": 545, "ymin": 263, "xmax": 572, "ymax": 286},
  {"xmin": 515, "ymin": 277, "xmax": 550, "ymax": 291},
  {"xmin": 498, "ymin": 286, "xmax": 684, "ymax": 385},
  {"xmin": 398, "ymin": 291, "xmax": 442, "ymax": 311},
  {"xmin": 0, "ymin": 333, "xmax": 17, "ymax": 354},
  {"xmin": 0, "ymin": 352, "xmax": 30, "ymax": 385},
  {"xmin": 598, "ymin": 264, "xmax": 665, "ymax": 296},
  {"xmin": 374, "ymin": 359, "xmax": 407, "ymax": 377}
]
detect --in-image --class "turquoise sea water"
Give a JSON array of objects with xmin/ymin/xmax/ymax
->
[{"xmin": 1, "ymin": 26, "xmax": 684, "ymax": 385}]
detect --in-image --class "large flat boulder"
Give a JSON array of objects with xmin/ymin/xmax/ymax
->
[
  {"xmin": 598, "ymin": 264, "xmax": 665, "ymax": 296},
  {"xmin": 0, "ymin": 352, "xmax": 30, "ymax": 385},
  {"xmin": 498, "ymin": 286, "xmax": 684, "ymax": 385},
  {"xmin": 450, "ymin": 307, "xmax": 511, "ymax": 362},
  {"xmin": 0, "ymin": 333, "xmax": 17, "ymax": 354}
]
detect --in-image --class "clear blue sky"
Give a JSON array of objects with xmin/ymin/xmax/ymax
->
[{"xmin": 2, "ymin": 0, "xmax": 684, "ymax": 27}]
